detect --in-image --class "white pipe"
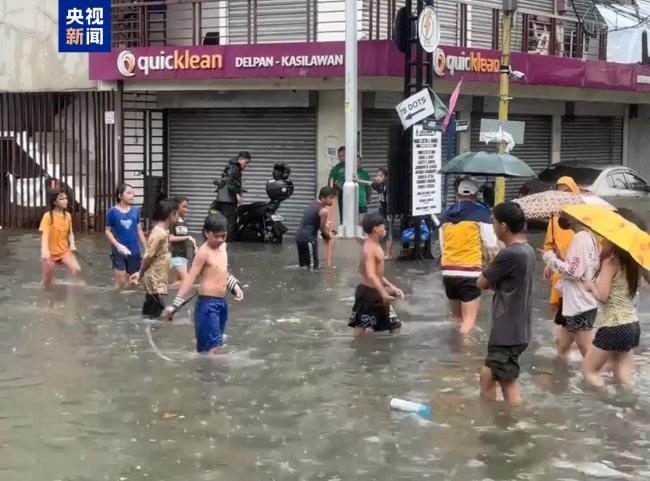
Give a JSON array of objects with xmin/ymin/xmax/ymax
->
[{"xmin": 343, "ymin": 0, "xmax": 359, "ymax": 237}]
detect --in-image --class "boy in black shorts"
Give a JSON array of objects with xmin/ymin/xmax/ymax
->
[
  {"xmin": 348, "ymin": 213, "xmax": 404, "ymax": 335},
  {"xmin": 477, "ymin": 202, "xmax": 536, "ymax": 405}
]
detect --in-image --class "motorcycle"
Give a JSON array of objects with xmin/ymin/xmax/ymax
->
[{"xmin": 209, "ymin": 162, "xmax": 294, "ymax": 243}]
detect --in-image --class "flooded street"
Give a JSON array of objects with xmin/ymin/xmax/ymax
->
[{"xmin": 2, "ymin": 230, "xmax": 650, "ymax": 481}]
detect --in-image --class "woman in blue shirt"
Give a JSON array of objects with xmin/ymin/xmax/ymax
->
[{"xmin": 105, "ymin": 183, "xmax": 146, "ymax": 289}]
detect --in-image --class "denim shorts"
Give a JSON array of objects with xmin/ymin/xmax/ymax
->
[
  {"xmin": 170, "ymin": 257, "xmax": 188, "ymax": 269},
  {"xmin": 110, "ymin": 248, "xmax": 142, "ymax": 275}
]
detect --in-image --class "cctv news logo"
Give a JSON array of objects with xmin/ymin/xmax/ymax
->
[{"xmin": 116, "ymin": 49, "xmax": 224, "ymax": 77}]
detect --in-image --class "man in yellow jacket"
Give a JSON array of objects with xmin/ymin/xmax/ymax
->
[{"xmin": 440, "ymin": 178, "xmax": 499, "ymax": 334}]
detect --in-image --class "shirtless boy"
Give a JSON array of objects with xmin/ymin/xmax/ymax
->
[
  {"xmin": 348, "ymin": 212, "xmax": 405, "ymax": 335},
  {"xmin": 162, "ymin": 214, "xmax": 244, "ymax": 356}
]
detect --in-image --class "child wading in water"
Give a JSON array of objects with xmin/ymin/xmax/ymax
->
[
  {"xmin": 356, "ymin": 168, "xmax": 393, "ymax": 259},
  {"xmin": 348, "ymin": 212, "xmax": 404, "ymax": 335},
  {"xmin": 162, "ymin": 214, "xmax": 244, "ymax": 356},
  {"xmin": 39, "ymin": 188, "xmax": 82, "ymax": 287},
  {"xmin": 169, "ymin": 196, "xmax": 196, "ymax": 286},
  {"xmin": 582, "ymin": 213, "xmax": 646, "ymax": 388},
  {"xmin": 478, "ymin": 202, "xmax": 536, "ymax": 405},
  {"xmin": 130, "ymin": 199, "xmax": 178, "ymax": 319},
  {"xmin": 543, "ymin": 213, "xmax": 600, "ymax": 361},
  {"xmin": 105, "ymin": 183, "xmax": 146, "ymax": 289}
]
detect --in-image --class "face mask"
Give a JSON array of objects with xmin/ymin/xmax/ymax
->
[{"xmin": 558, "ymin": 217, "xmax": 572, "ymax": 230}]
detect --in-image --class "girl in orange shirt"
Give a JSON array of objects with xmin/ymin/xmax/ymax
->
[{"xmin": 39, "ymin": 188, "xmax": 82, "ymax": 287}]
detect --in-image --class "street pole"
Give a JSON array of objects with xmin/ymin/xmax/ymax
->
[
  {"xmin": 496, "ymin": 1, "xmax": 517, "ymax": 205},
  {"xmin": 342, "ymin": 0, "xmax": 359, "ymax": 237}
]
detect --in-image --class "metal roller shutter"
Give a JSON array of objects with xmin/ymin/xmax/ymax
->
[
  {"xmin": 436, "ymin": 1, "xmax": 459, "ymax": 46},
  {"xmin": 471, "ymin": 114, "xmax": 552, "ymax": 200},
  {"xmin": 561, "ymin": 116, "xmax": 623, "ymax": 165},
  {"xmin": 361, "ymin": 109, "xmax": 450, "ymax": 212},
  {"xmin": 168, "ymin": 108, "xmax": 317, "ymax": 233},
  {"xmin": 469, "ymin": 3, "xmax": 496, "ymax": 49}
]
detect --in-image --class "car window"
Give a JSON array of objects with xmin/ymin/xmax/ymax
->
[
  {"xmin": 607, "ymin": 172, "xmax": 629, "ymax": 189},
  {"xmin": 624, "ymin": 172, "xmax": 648, "ymax": 191},
  {"xmin": 538, "ymin": 165, "xmax": 601, "ymax": 185}
]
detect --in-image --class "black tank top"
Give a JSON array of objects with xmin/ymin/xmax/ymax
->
[{"xmin": 295, "ymin": 200, "xmax": 323, "ymax": 242}]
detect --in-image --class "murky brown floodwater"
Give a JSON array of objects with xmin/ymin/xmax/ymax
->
[{"xmin": 1, "ymin": 229, "xmax": 650, "ymax": 481}]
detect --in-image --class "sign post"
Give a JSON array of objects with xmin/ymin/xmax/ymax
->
[
  {"xmin": 411, "ymin": 124, "xmax": 443, "ymax": 216},
  {"xmin": 417, "ymin": 6, "xmax": 441, "ymax": 54},
  {"xmin": 396, "ymin": 89, "xmax": 436, "ymax": 130}
]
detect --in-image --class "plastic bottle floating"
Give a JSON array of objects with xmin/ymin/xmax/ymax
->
[{"xmin": 390, "ymin": 398, "xmax": 431, "ymax": 419}]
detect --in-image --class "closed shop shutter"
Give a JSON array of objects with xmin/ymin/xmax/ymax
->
[
  {"xmin": 561, "ymin": 116, "xmax": 623, "ymax": 166},
  {"xmin": 168, "ymin": 108, "xmax": 317, "ymax": 233},
  {"xmin": 469, "ymin": 3, "xmax": 496, "ymax": 49},
  {"xmin": 436, "ymin": 1, "xmax": 459, "ymax": 46},
  {"xmin": 228, "ymin": 0, "xmax": 307, "ymax": 44},
  {"xmin": 471, "ymin": 114, "xmax": 552, "ymax": 200},
  {"xmin": 362, "ymin": 109, "xmax": 450, "ymax": 213}
]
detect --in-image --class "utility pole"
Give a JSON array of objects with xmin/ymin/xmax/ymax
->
[
  {"xmin": 342, "ymin": 0, "xmax": 359, "ymax": 237},
  {"xmin": 495, "ymin": 0, "xmax": 517, "ymax": 205}
]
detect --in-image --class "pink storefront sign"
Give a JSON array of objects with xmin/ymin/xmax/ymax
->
[{"xmin": 89, "ymin": 40, "xmax": 650, "ymax": 93}]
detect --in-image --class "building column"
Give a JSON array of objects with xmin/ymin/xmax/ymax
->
[
  {"xmin": 551, "ymin": 114, "xmax": 562, "ymax": 164},
  {"xmin": 457, "ymin": 97, "xmax": 473, "ymax": 154}
]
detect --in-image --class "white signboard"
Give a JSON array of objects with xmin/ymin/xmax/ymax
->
[
  {"xmin": 396, "ymin": 88, "xmax": 436, "ymax": 130},
  {"xmin": 418, "ymin": 6, "xmax": 441, "ymax": 53},
  {"xmin": 479, "ymin": 119, "xmax": 525, "ymax": 144},
  {"xmin": 104, "ymin": 111, "xmax": 115, "ymax": 125},
  {"xmin": 412, "ymin": 124, "xmax": 443, "ymax": 216}
]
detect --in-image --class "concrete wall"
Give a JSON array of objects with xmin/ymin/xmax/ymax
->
[
  {"xmin": 317, "ymin": 91, "xmax": 345, "ymax": 191},
  {"xmin": 0, "ymin": 0, "xmax": 95, "ymax": 91},
  {"xmin": 626, "ymin": 105, "xmax": 650, "ymax": 180}
]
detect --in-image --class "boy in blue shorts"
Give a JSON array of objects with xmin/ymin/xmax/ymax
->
[{"xmin": 162, "ymin": 214, "xmax": 244, "ymax": 356}]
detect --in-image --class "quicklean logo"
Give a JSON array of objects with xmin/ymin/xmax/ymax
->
[
  {"xmin": 115, "ymin": 49, "xmax": 223, "ymax": 77},
  {"xmin": 117, "ymin": 51, "xmax": 136, "ymax": 77}
]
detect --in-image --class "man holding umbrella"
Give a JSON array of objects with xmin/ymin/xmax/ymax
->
[{"xmin": 439, "ymin": 177, "xmax": 499, "ymax": 334}]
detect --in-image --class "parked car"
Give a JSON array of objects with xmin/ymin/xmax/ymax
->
[{"xmin": 519, "ymin": 163, "xmax": 650, "ymax": 219}]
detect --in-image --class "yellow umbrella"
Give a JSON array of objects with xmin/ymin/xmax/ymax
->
[{"xmin": 561, "ymin": 205, "xmax": 650, "ymax": 270}]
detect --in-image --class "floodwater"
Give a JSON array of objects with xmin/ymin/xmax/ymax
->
[{"xmin": 2, "ymin": 230, "xmax": 650, "ymax": 481}]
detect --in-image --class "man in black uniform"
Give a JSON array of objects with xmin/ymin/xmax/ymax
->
[
  {"xmin": 212, "ymin": 151, "xmax": 251, "ymax": 238},
  {"xmin": 295, "ymin": 187, "xmax": 336, "ymax": 270}
]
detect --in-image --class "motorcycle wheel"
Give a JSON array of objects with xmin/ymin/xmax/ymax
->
[{"xmin": 270, "ymin": 223, "xmax": 285, "ymax": 244}]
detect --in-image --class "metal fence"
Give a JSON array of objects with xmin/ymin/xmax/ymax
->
[
  {"xmin": 111, "ymin": 0, "xmax": 606, "ymax": 60},
  {"xmin": 111, "ymin": 0, "xmax": 405, "ymax": 47},
  {"xmin": 0, "ymin": 92, "xmax": 117, "ymax": 231}
]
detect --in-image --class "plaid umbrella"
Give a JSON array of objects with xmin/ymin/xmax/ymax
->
[{"xmin": 514, "ymin": 190, "xmax": 613, "ymax": 220}]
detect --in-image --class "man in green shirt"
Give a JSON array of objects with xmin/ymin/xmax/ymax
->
[
  {"xmin": 327, "ymin": 146, "xmax": 372, "ymax": 224},
  {"xmin": 356, "ymin": 163, "xmax": 371, "ymax": 219},
  {"xmin": 328, "ymin": 146, "xmax": 346, "ymax": 221}
]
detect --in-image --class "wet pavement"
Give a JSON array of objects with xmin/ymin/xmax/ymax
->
[{"xmin": 1, "ymin": 229, "xmax": 650, "ymax": 481}]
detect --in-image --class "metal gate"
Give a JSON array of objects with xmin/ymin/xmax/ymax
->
[
  {"xmin": 561, "ymin": 116, "xmax": 623, "ymax": 165},
  {"xmin": 0, "ymin": 91, "xmax": 117, "ymax": 231},
  {"xmin": 122, "ymin": 92, "xmax": 166, "ymax": 209},
  {"xmin": 168, "ymin": 108, "xmax": 317, "ymax": 233},
  {"xmin": 471, "ymin": 114, "xmax": 552, "ymax": 200}
]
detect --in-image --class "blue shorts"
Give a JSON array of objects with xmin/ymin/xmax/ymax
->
[
  {"xmin": 195, "ymin": 296, "xmax": 228, "ymax": 353},
  {"xmin": 110, "ymin": 248, "xmax": 142, "ymax": 274},
  {"xmin": 170, "ymin": 257, "xmax": 188, "ymax": 269}
]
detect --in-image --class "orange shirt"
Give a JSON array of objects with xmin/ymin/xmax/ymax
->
[
  {"xmin": 544, "ymin": 215, "xmax": 574, "ymax": 259},
  {"xmin": 39, "ymin": 211, "xmax": 72, "ymax": 260}
]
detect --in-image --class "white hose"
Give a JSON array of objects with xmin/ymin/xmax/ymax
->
[{"xmin": 145, "ymin": 323, "xmax": 175, "ymax": 363}]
